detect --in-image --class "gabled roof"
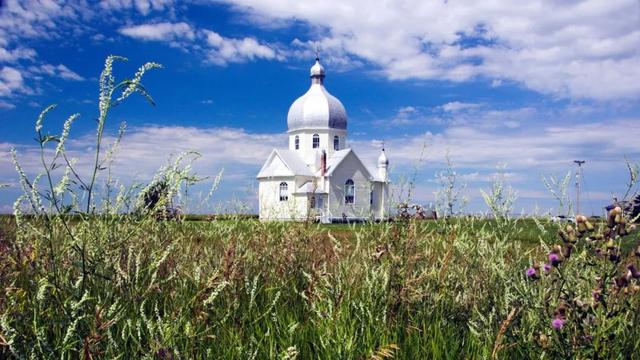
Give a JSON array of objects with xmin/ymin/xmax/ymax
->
[
  {"xmin": 293, "ymin": 180, "xmax": 328, "ymax": 194},
  {"xmin": 324, "ymin": 148, "xmax": 385, "ymax": 182},
  {"xmin": 257, "ymin": 149, "xmax": 314, "ymax": 179}
]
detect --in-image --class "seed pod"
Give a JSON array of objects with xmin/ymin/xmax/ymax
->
[
  {"xmin": 564, "ymin": 244, "xmax": 574, "ymax": 259},
  {"xmin": 614, "ymin": 206, "xmax": 622, "ymax": 215},
  {"xmin": 585, "ymin": 221, "xmax": 594, "ymax": 231},
  {"xmin": 607, "ymin": 213, "xmax": 616, "ymax": 228},
  {"xmin": 629, "ymin": 224, "xmax": 637, "ymax": 233},
  {"xmin": 618, "ymin": 224, "xmax": 628, "ymax": 236},
  {"xmin": 615, "ymin": 214, "xmax": 622, "ymax": 224},
  {"xmin": 558, "ymin": 230, "xmax": 569, "ymax": 243},
  {"xmin": 576, "ymin": 215, "xmax": 587, "ymax": 223},
  {"xmin": 594, "ymin": 233, "xmax": 604, "ymax": 240},
  {"xmin": 577, "ymin": 222, "xmax": 587, "ymax": 233},
  {"xmin": 566, "ymin": 225, "xmax": 575, "ymax": 234},
  {"xmin": 568, "ymin": 232, "xmax": 578, "ymax": 243}
]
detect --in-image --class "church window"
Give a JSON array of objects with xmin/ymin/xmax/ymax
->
[
  {"xmin": 370, "ymin": 189, "xmax": 374, "ymax": 205},
  {"xmin": 312, "ymin": 134, "xmax": 320, "ymax": 149},
  {"xmin": 333, "ymin": 135, "xmax": 339, "ymax": 150},
  {"xmin": 345, "ymin": 179, "xmax": 354, "ymax": 204},
  {"xmin": 294, "ymin": 135, "xmax": 299, "ymax": 150},
  {"xmin": 279, "ymin": 182, "xmax": 288, "ymax": 201}
]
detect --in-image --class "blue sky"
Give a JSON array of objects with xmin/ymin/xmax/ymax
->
[{"xmin": 1, "ymin": 0, "xmax": 639, "ymax": 215}]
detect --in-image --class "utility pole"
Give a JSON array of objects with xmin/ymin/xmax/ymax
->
[{"xmin": 574, "ymin": 160, "xmax": 585, "ymax": 215}]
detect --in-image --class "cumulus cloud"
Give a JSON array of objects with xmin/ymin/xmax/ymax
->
[
  {"xmin": 1, "ymin": 126, "xmax": 284, "ymax": 184},
  {"xmin": 203, "ymin": 29, "xmax": 282, "ymax": 65},
  {"xmin": 118, "ymin": 22, "xmax": 195, "ymax": 42},
  {"xmin": 354, "ymin": 118, "xmax": 640, "ymax": 171},
  {"xmin": 0, "ymin": 66, "xmax": 26, "ymax": 97},
  {"xmin": 441, "ymin": 102, "xmax": 481, "ymax": 112},
  {"xmin": 219, "ymin": 0, "xmax": 640, "ymax": 100},
  {"xmin": 100, "ymin": 0, "xmax": 176, "ymax": 16},
  {"xmin": 28, "ymin": 64, "xmax": 85, "ymax": 81},
  {"xmin": 0, "ymin": 47, "xmax": 37, "ymax": 63},
  {"xmin": 0, "ymin": 100, "xmax": 15, "ymax": 109}
]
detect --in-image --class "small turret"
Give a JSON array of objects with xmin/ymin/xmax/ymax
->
[{"xmin": 377, "ymin": 146, "xmax": 388, "ymax": 181}]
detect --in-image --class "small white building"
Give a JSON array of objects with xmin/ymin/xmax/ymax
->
[{"xmin": 257, "ymin": 57, "xmax": 390, "ymax": 222}]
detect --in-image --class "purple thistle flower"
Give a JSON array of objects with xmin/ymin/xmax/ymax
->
[
  {"xmin": 543, "ymin": 263, "xmax": 552, "ymax": 273},
  {"xmin": 551, "ymin": 318, "xmax": 565, "ymax": 330},
  {"xmin": 592, "ymin": 290, "xmax": 602, "ymax": 302},
  {"xmin": 526, "ymin": 267, "xmax": 537, "ymax": 278},
  {"xmin": 626, "ymin": 264, "xmax": 640, "ymax": 279},
  {"xmin": 548, "ymin": 253, "xmax": 561, "ymax": 267}
]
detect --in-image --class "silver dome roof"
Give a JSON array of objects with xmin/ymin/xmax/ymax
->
[{"xmin": 287, "ymin": 58, "xmax": 347, "ymax": 132}]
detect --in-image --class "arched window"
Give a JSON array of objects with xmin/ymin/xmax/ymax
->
[
  {"xmin": 333, "ymin": 135, "xmax": 339, "ymax": 150},
  {"xmin": 312, "ymin": 134, "xmax": 320, "ymax": 149},
  {"xmin": 279, "ymin": 182, "xmax": 288, "ymax": 201},
  {"xmin": 294, "ymin": 135, "xmax": 299, "ymax": 150},
  {"xmin": 370, "ymin": 189, "xmax": 374, "ymax": 205},
  {"xmin": 345, "ymin": 179, "xmax": 354, "ymax": 204}
]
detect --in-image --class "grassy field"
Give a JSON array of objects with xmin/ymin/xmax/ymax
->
[
  {"xmin": 2, "ymin": 56, "xmax": 639, "ymax": 359},
  {"xmin": 1, "ymin": 214, "xmax": 639, "ymax": 359}
]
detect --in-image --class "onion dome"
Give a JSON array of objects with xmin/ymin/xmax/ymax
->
[
  {"xmin": 378, "ymin": 148, "xmax": 389, "ymax": 167},
  {"xmin": 287, "ymin": 58, "xmax": 347, "ymax": 132}
]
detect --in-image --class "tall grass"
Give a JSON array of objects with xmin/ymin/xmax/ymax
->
[{"xmin": 1, "ymin": 57, "xmax": 639, "ymax": 359}]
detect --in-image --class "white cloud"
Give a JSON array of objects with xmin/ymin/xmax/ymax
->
[
  {"xmin": 353, "ymin": 118, "xmax": 640, "ymax": 172},
  {"xmin": 441, "ymin": 101, "xmax": 480, "ymax": 112},
  {"xmin": 0, "ymin": 0, "xmax": 87, "ymax": 43},
  {"xmin": 202, "ymin": 29, "xmax": 282, "ymax": 65},
  {"xmin": 100, "ymin": 0, "xmax": 176, "ymax": 16},
  {"xmin": 0, "ymin": 99, "xmax": 15, "ymax": 109},
  {"xmin": 0, "ymin": 66, "xmax": 26, "ymax": 97},
  {"xmin": 0, "ymin": 46, "xmax": 36, "ymax": 62},
  {"xmin": 117, "ymin": 22, "xmax": 282, "ymax": 65},
  {"xmin": 1, "ymin": 126, "xmax": 284, "ymax": 184},
  {"xmin": 220, "ymin": 0, "xmax": 640, "ymax": 100},
  {"xmin": 118, "ymin": 22, "xmax": 195, "ymax": 42},
  {"xmin": 29, "ymin": 64, "xmax": 85, "ymax": 81}
]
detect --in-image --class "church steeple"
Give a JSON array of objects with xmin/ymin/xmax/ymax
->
[{"xmin": 310, "ymin": 57, "xmax": 325, "ymax": 84}]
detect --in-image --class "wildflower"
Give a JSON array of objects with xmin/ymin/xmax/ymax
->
[
  {"xmin": 563, "ymin": 244, "xmax": 574, "ymax": 259},
  {"xmin": 543, "ymin": 263, "xmax": 552, "ymax": 273},
  {"xmin": 609, "ymin": 249, "xmax": 621, "ymax": 263},
  {"xmin": 551, "ymin": 318, "xmax": 565, "ymax": 330},
  {"xmin": 548, "ymin": 253, "xmax": 561, "ymax": 267},
  {"xmin": 626, "ymin": 264, "xmax": 640, "ymax": 279},
  {"xmin": 614, "ymin": 275, "xmax": 629, "ymax": 289},
  {"xmin": 592, "ymin": 289, "xmax": 602, "ymax": 303},
  {"xmin": 526, "ymin": 267, "xmax": 538, "ymax": 279},
  {"xmin": 156, "ymin": 348, "xmax": 174, "ymax": 360}
]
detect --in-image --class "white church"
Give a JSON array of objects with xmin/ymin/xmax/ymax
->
[{"xmin": 257, "ymin": 57, "xmax": 390, "ymax": 222}]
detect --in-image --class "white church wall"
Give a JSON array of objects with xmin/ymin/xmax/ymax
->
[
  {"xmin": 258, "ymin": 177, "xmax": 311, "ymax": 221},
  {"xmin": 289, "ymin": 129, "xmax": 347, "ymax": 158},
  {"xmin": 327, "ymin": 152, "xmax": 373, "ymax": 220}
]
